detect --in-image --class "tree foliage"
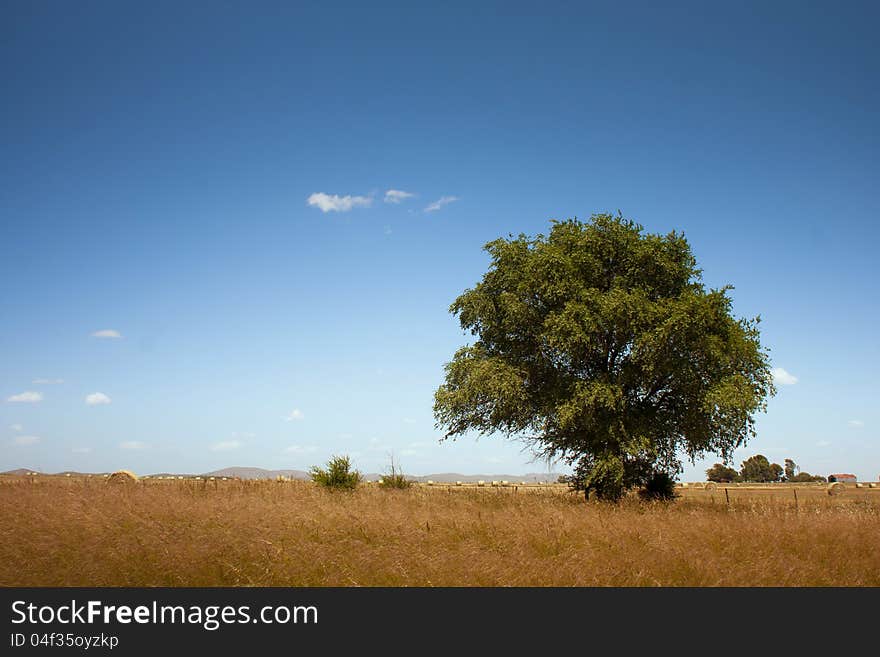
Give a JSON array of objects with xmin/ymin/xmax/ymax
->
[
  {"xmin": 784, "ymin": 458, "xmax": 798, "ymax": 480},
  {"xmin": 789, "ymin": 471, "xmax": 826, "ymax": 483},
  {"xmin": 706, "ymin": 463, "xmax": 740, "ymax": 483},
  {"xmin": 739, "ymin": 454, "xmax": 783, "ymax": 483},
  {"xmin": 434, "ymin": 214, "xmax": 775, "ymax": 500}
]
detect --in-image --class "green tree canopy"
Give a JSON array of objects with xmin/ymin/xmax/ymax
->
[
  {"xmin": 706, "ymin": 463, "xmax": 740, "ymax": 483},
  {"xmin": 739, "ymin": 454, "xmax": 783, "ymax": 483},
  {"xmin": 433, "ymin": 214, "xmax": 775, "ymax": 500}
]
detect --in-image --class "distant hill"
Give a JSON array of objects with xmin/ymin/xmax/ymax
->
[
  {"xmin": 202, "ymin": 467, "xmax": 310, "ymax": 480},
  {"xmin": 0, "ymin": 466, "xmax": 565, "ymax": 483},
  {"xmin": 205, "ymin": 467, "xmax": 564, "ymax": 483},
  {"xmin": 402, "ymin": 472, "xmax": 563, "ymax": 483}
]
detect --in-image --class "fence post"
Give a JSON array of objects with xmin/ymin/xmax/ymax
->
[{"xmin": 725, "ymin": 487, "xmax": 730, "ymax": 507}]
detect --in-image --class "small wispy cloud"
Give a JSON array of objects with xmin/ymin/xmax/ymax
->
[
  {"xmin": 85, "ymin": 392, "xmax": 112, "ymax": 406},
  {"xmin": 10, "ymin": 424, "xmax": 23, "ymax": 432},
  {"xmin": 71, "ymin": 447, "xmax": 92, "ymax": 454},
  {"xmin": 284, "ymin": 409, "xmax": 304, "ymax": 421},
  {"xmin": 771, "ymin": 367, "xmax": 798, "ymax": 386},
  {"xmin": 403, "ymin": 418, "xmax": 416, "ymax": 424},
  {"xmin": 384, "ymin": 189, "xmax": 415, "ymax": 204},
  {"xmin": 400, "ymin": 448, "xmax": 417, "ymax": 456},
  {"xmin": 6, "ymin": 391, "xmax": 43, "ymax": 403},
  {"xmin": 120, "ymin": 441, "xmax": 147, "ymax": 450},
  {"xmin": 307, "ymin": 192, "xmax": 372, "ymax": 213},
  {"xmin": 847, "ymin": 419, "xmax": 865, "ymax": 428},
  {"xmin": 32, "ymin": 378, "xmax": 64, "ymax": 385},
  {"xmin": 284, "ymin": 445, "xmax": 318, "ymax": 454},
  {"xmin": 816, "ymin": 440, "xmax": 831, "ymax": 448},
  {"xmin": 211, "ymin": 440, "xmax": 242, "ymax": 451},
  {"xmin": 424, "ymin": 195, "xmax": 459, "ymax": 213},
  {"xmin": 92, "ymin": 329, "xmax": 122, "ymax": 339},
  {"xmin": 13, "ymin": 435, "xmax": 40, "ymax": 446}
]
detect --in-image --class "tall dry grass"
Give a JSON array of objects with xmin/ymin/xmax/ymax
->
[{"xmin": 1, "ymin": 477, "xmax": 878, "ymax": 586}]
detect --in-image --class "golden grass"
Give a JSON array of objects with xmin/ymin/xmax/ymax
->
[{"xmin": 1, "ymin": 476, "xmax": 878, "ymax": 586}]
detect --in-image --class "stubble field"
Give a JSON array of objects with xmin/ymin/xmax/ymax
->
[{"xmin": 2, "ymin": 476, "xmax": 878, "ymax": 586}]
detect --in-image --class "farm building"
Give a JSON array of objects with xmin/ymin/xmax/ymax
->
[{"xmin": 827, "ymin": 473, "xmax": 857, "ymax": 483}]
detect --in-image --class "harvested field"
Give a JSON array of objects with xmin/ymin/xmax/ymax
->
[{"xmin": 1, "ymin": 475, "xmax": 878, "ymax": 586}]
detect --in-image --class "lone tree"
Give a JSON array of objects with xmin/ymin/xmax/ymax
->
[
  {"xmin": 433, "ymin": 214, "xmax": 775, "ymax": 501},
  {"xmin": 706, "ymin": 463, "xmax": 740, "ymax": 483},
  {"xmin": 739, "ymin": 454, "xmax": 783, "ymax": 483}
]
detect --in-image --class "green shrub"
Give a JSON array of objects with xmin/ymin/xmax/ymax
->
[
  {"xmin": 638, "ymin": 472, "xmax": 678, "ymax": 501},
  {"xmin": 309, "ymin": 455, "xmax": 361, "ymax": 491}
]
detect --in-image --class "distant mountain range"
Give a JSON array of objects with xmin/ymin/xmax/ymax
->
[{"xmin": 2, "ymin": 466, "xmax": 564, "ymax": 483}]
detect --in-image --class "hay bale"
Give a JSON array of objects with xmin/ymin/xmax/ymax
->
[
  {"xmin": 704, "ymin": 481, "xmax": 718, "ymax": 491},
  {"xmin": 827, "ymin": 482, "xmax": 845, "ymax": 496},
  {"xmin": 107, "ymin": 469, "xmax": 138, "ymax": 484}
]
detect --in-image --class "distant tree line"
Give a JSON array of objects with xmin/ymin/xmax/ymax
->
[{"xmin": 706, "ymin": 456, "xmax": 826, "ymax": 483}]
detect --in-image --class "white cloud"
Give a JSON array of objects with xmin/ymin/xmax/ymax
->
[
  {"xmin": 771, "ymin": 367, "xmax": 798, "ymax": 385},
  {"xmin": 847, "ymin": 420, "xmax": 865, "ymax": 428},
  {"xmin": 307, "ymin": 192, "xmax": 372, "ymax": 213},
  {"xmin": 13, "ymin": 435, "xmax": 40, "ymax": 446},
  {"xmin": 284, "ymin": 445, "xmax": 317, "ymax": 454},
  {"xmin": 119, "ymin": 441, "xmax": 146, "ymax": 450},
  {"xmin": 10, "ymin": 424, "xmax": 23, "ymax": 432},
  {"xmin": 91, "ymin": 329, "xmax": 122, "ymax": 339},
  {"xmin": 284, "ymin": 409, "xmax": 304, "ymax": 421},
  {"xmin": 816, "ymin": 440, "xmax": 831, "ymax": 448},
  {"xmin": 403, "ymin": 418, "xmax": 416, "ymax": 424},
  {"xmin": 211, "ymin": 440, "xmax": 242, "ymax": 451},
  {"xmin": 384, "ymin": 189, "xmax": 415, "ymax": 204},
  {"xmin": 6, "ymin": 391, "xmax": 43, "ymax": 403},
  {"xmin": 400, "ymin": 448, "xmax": 417, "ymax": 456},
  {"xmin": 32, "ymin": 378, "xmax": 64, "ymax": 385},
  {"xmin": 424, "ymin": 195, "xmax": 459, "ymax": 212},
  {"xmin": 85, "ymin": 392, "xmax": 112, "ymax": 406},
  {"xmin": 71, "ymin": 447, "xmax": 92, "ymax": 454}
]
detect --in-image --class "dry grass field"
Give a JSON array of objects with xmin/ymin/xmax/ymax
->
[{"xmin": 2, "ymin": 475, "xmax": 878, "ymax": 586}]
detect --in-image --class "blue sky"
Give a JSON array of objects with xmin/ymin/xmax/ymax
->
[{"xmin": 2, "ymin": 1, "xmax": 877, "ymax": 480}]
